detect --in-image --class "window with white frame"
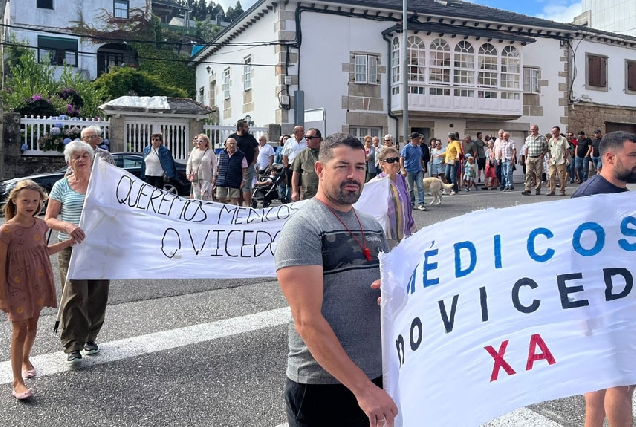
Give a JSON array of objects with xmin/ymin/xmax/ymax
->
[
  {"xmin": 223, "ymin": 68, "xmax": 230, "ymax": 100},
  {"xmin": 354, "ymin": 54, "xmax": 378, "ymax": 84},
  {"xmin": 407, "ymin": 36, "xmax": 426, "ymax": 82},
  {"xmin": 114, "ymin": 0, "xmax": 129, "ymax": 19},
  {"xmin": 349, "ymin": 127, "xmax": 382, "ymax": 139},
  {"xmin": 478, "ymin": 43, "xmax": 498, "ymax": 88},
  {"xmin": 429, "ymin": 38, "xmax": 451, "ymax": 85},
  {"xmin": 391, "ymin": 38, "xmax": 400, "ymax": 95},
  {"xmin": 453, "ymin": 41, "xmax": 475, "ymax": 86},
  {"xmin": 523, "ymin": 67, "xmax": 540, "ymax": 94},
  {"xmin": 501, "ymin": 46, "xmax": 520, "ymax": 89},
  {"xmin": 244, "ymin": 55, "xmax": 252, "ymax": 91}
]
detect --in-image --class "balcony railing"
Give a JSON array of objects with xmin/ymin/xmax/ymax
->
[{"xmin": 391, "ymin": 84, "xmax": 523, "ymax": 116}]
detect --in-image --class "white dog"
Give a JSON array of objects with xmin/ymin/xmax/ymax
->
[{"xmin": 423, "ymin": 177, "xmax": 454, "ymax": 205}]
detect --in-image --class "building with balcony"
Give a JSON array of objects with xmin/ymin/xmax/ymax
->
[
  {"xmin": 2, "ymin": 0, "xmax": 147, "ymax": 80},
  {"xmin": 190, "ymin": 0, "xmax": 636, "ymax": 143}
]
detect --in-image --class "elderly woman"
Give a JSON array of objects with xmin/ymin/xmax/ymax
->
[
  {"xmin": 45, "ymin": 141, "xmax": 109, "ymax": 364},
  {"xmin": 141, "ymin": 133, "xmax": 178, "ymax": 190},
  {"xmin": 187, "ymin": 134, "xmax": 217, "ymax": 200},
  {"xmin": 373, "ymin": 147, "xmax": 416, "ymax": 248}
]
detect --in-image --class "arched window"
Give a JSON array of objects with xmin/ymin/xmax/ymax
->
[
  {"xmin": 501, "ymin": 46, "xmax": 520, "ymax": 89},
  {"xmin": 429, "ymin": 38, "xmax": 450, "ymax": 85},
  {"xmin": 407, "ymin": 36, "xmax": 426, "ymax": 82},
  {"xmin": 478, "ymin": 43, "xmax": 498, "ymax": 88},
  {"xmin": 453, "ymin": 40, "xmax": 474, "ymax": 86},
  {"xmin": 391, "ymin": 37, "xmax": 400, "ymax": 95}
]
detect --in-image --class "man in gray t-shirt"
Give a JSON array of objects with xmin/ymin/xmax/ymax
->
[{"xmin": 275, "ymin": 133, "xmax": 397, "ymax": 427}]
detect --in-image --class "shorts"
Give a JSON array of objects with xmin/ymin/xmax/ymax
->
[
  {"xmin": 431, "ymin": 163, "xmax": 444, "ymax": 176},
  {"xmin": 216, "ymin": 186, "xmax": 240, "ymax": 200},
  {"xmin": 243, "ymin": 165, "xmax": 256, "ymax": 192},
  {"xmin": 477, "ymin": 157, "xmax": 486, "ymax": 170}
]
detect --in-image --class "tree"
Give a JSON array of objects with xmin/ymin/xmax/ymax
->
[
  {"xmin": 225, "ymin": 1, "xmax": 244, "ymax": 22},
  {"xmin": 93, "ymin": 66, "xmax": 188, "ymax": 99}
]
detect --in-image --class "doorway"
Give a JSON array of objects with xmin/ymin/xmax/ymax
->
[
  {"xmin": 411, "ymin": 127, "xmax": 430, "ymax": 144},
  {"xmin": 606, "ymin": 122, "xmax": 636, "ymax": 134}
]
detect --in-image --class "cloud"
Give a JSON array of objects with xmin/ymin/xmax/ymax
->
[{"xmin": 536, "ymin": 0, "xmax": 583, "ymax": 23}]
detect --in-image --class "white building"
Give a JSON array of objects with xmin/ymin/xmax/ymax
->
[
  {"xmin": 2, "ymin": 0, "xmax": 147, "ymax": 80},
  {"xmin": 190, "ymin": 0, "xmax": 636, "ymax": 143},
  {"xmin": 578, "ymin": 0, "xmax": 636, "ymax": 37}
]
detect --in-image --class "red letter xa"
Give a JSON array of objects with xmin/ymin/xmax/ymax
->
[{"xmin": 485, "ymin": 340, "xmax": 517, "ymax": 382}]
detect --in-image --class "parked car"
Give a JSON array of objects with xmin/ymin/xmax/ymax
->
[{"xmin": 0, "ymin": 152, "xmax": 191, "ymax": 213}]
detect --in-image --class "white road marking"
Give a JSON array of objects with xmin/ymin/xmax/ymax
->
[{"xmin": 0, "ymin": 306, "xmax": 291, "ymax": 384}]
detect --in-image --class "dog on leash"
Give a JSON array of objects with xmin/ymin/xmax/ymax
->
[{"xmin": 423, "ymin": 177, "xmax": 454, "ymax": 205}]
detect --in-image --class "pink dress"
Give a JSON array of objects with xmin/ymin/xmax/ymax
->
[{"xmin": 0, "ymin": 218, "xmax": 57, "ymax": 322}]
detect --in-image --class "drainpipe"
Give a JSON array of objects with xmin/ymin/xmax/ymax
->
[{"xmin": 382, "ymin": 31, "xmax": 400, "ymax": 138}]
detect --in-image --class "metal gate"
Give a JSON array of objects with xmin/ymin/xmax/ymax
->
[{"xmin": 124, "ymin": 119, "xmax": 190, "ymax": 160}]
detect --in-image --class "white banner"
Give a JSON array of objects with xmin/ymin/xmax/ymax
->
[
  {"xmin": 380, "ymin": 191, "xmax": 636, "ymax": 426},
  {"xmin": 68, "ymin": 158, "xmax": 389, "ymax": 280}
]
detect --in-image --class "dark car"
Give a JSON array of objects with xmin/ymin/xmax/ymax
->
[{"xmin": 0, "ymin": 152, "xmax": 190, "ymax": 212}]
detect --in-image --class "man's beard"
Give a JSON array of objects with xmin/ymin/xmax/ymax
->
[
  {"xmin": 326, "ymin": 179, "xmax": 363, "ymax": 205},
  {"xmin": 616, "ymin": 168, "xmax": 636, "ymax": 184}
]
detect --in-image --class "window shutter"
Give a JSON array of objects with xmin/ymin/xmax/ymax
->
[
  {"xmin": 369, "ymin": 56, "xmax": 378, "ymax": 84},
  {"xmin": 600, "ymin": 56, "xmax": 607, "ymax": 87},
  {"xmin": 628, "ymin": 62, "xmax": 636, "ymax": 92},
  {"xmin": 354, "ymin": 55, "xmax": 367, "ymax": 84}
]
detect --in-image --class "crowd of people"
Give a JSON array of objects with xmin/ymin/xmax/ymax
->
[{"xmin": 1, "ymin": 119, "xmax": 634, "ymax": 427}]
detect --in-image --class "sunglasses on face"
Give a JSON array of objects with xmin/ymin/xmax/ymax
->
[
  {"xmin": 305, "ymin": 135, "xmax": 319, "ymax": 140},
  {"xmin": 381, "ymin": 157, "xmax": 400, "ymax": 164}
]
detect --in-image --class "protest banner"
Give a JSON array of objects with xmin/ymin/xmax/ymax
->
[
  {"xmin": 380, "ymin": 191, "xmax": 636, "ymax": 426},
  {"xmin": 67, "ymin": 158, "xmax": 389, "ymax": 280}
]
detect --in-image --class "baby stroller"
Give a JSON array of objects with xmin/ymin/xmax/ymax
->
[{"xmin": 251, "ymin": 164, "xmax": 286, "ymax": 208}]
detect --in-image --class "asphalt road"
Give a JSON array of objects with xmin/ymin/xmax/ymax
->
[{"xmin": 0, "ymin": 180, "xmax": 633, "ymax": 427}]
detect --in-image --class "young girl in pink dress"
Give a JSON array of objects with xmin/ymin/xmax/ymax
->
[{"xmin": 0, "ymin": 180, "xmax": 74, "ymax": 400}]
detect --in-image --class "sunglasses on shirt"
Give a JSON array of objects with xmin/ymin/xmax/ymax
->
[{"xmin": 381, "ymin": 157, "xmax": 400, "ymax": 164}]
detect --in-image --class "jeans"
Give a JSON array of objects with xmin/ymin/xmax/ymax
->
[
  {"xmin": 445, "ymin": 163, "xmax": 458, "ymax": 193},
  {"xmin": 575, "ymin": 156, "xmax": 589, "ymax": 181},
  {"xmin": 591, "ymin": 156, "xmax": 601, "ymax": 171},
  {"xmin": 502, "ymin": 160, "xmax": 513, "ymax": 188},
  {"xmin": 496, "ymin": 163, "xmax": 504, "ymax": 190},
  {"xmin": 406, "ymin": 169, "xmax": 424, "ymax": 205},
  {"xmin": 568, "ymin": 161, "xmax": 576, "ymax": 182}
]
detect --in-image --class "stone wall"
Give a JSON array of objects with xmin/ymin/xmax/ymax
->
[
  {"xmin": 1, "ymin": 113, "xmax": 67, "ymax": 180},
  {"xmin": 567, "ymin": 102, "xmax": 636, "ymax": 134}
]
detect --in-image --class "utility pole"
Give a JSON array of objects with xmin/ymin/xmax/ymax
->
[{"xmin": 401, "ymin": 0, "xmax": 409, "ymax": 146}]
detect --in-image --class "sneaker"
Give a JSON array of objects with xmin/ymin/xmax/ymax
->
[
  {"xmin": 521, "ymin": 190, "xmax": 531, "ymax": 196},
  {"xmin": 84, "ymin": 341, "xmax": 99, "ymax": 355},
  {"xmin": 417, "ymin": 205, "xmax": 427, "ymax": 211},
  {"xmin": 464, "ymin": 188, "xmax": 469, "ymax": 192},
  {"xmin": 450, "ymin": 190, "xmax": 456, "ymax": 196},
  {"xmin": 67, "ymin": 350, "xmax": 82, "ymax": 364},
  {"xmin": 442, "ymin": 190, "xmax": 447, "ymax": 195}
]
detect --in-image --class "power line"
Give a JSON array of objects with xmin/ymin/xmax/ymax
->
[
  {"xmin": 1, "ymin": 22, "xmax": 290, "ymax": 48},
  {"xmin": 1, "ymin": 41, "xmax": 279, "ymax": 67}
]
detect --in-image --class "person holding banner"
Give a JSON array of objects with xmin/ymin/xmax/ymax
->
[
  {"xmin": 572, "ymin": 130, "xmax": 636, "ymax": 427},
  {"xmin": 275, "ymin": 133, "xmax": 398, "ymax": 427},
  {"xmin": 373, "ymin": 147, "xmax": 415, "ymax": 247},
  {"xmin": 45, "ymin": 141, "xmax": 109, "ymax": 364},
  {"xmin": 141, "ymin": 133, "xmax": 178, "ymax": 191},
  {"xmin": 186, "ymin": 134, "xmax": 217, "ymax": 200}
]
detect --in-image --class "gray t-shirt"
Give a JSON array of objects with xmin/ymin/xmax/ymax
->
[{"xmin": 275, "ymin": 198, "xmax": 387, "ymax": 384}]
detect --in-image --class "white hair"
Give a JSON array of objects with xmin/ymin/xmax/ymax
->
[
  {"xmin": 64, "ymin": 140, "xmax": 95, "ymax": 163},
  {"xmin": 81, "ymin": 125, "xmax": 102, "ymax": 138}
]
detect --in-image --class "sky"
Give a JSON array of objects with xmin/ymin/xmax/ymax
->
[{"xmin": 217, "ymin": 0, "xmax": 584, "ymax": 23}]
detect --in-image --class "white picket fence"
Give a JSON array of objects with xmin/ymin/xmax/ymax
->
[
  {"xmin": 20, "ymin": 116, "xmax": 111, "ymax": 155},
  {"xmin": 203, "ymin": 125, "xmax": 267, "ymax": 150}
]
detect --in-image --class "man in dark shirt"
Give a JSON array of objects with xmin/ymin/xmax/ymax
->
[
  {"xmin": 572, "ymin": 131, "xmax": 636, "ymax": 426},
  {"xmin": 575, "ymin": 131, "xmax": 593, "ymax": 183},
  {"xmin": 229, "ymin": 119, "xmax": 259, "ymax": 207},
  {"xmin": 591, "ymin": 129, "xmax": 602, "ymax": 174}
]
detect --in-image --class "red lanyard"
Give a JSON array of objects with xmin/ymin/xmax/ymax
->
[{"xmin": 316, "ymin": 199, "xmax": 372, "ymax": 262}]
